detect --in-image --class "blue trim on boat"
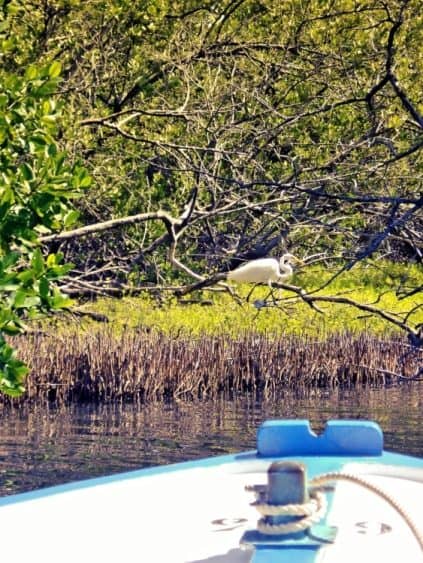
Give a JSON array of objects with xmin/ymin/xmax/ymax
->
[
  {"xmin": 1, "ymin": 419, "xmax": 422, "ymax": 518},
  {"xmin": 0, "ymin": 448, "xmax": 421, "ymax": 507},
  {"xmin": 0, "ymin": 450, "xmax": 250, "ymax": 506},
  {"xmin": 253, "ymin": 547, "xmax": 319, "ymax": 563}
]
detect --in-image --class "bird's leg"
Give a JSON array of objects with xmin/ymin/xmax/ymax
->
[
  {"xmin": 246, "ymin": 283, "xmax": 259, "ymax": 302},
  {"xmin": 268, "ymin": 281, "xmax": 283, "ymax": 305},
  {"xmin": 264, "ymin": 280, "xmax": 276, "ymax": 304}
]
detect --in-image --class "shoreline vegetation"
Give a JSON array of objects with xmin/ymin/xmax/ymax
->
[
  {"xmin": 2, "ymin": 263, "xmax": 422, "ymax": 406},
  {"xmin": 1, "ymin": 2, "xmax": 422, "ymax": 400},
  {"xmin": 2, "ymin": 329, "xmax": 420, "ymax": 406},
  {"xmin": 1, "ymin": 261, "xmax": 421, "ymax": 405}
]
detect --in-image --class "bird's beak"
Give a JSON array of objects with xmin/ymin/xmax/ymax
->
[{"xmin": 293, "ymin": 256, "xmax": 305, "ymax": 265}]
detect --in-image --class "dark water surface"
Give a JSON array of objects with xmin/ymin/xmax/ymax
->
[{"xmin": 0, "ymin": 384, "xmax": 422, "ymax": 497}]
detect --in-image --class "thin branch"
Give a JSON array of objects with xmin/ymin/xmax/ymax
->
[
  {"xmin": 273, "ymin": 282, "xmax": 422, "ymax": 343},
  {"xmin": 352, "ymin": 364, "xmax": 423, "ymax": 382}
]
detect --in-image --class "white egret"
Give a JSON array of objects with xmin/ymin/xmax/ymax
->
[{"xmin": 227, "ymin": 253, "xmax": 300, "ymax": 288}]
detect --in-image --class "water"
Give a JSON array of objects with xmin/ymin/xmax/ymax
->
[{"xmin": 0, "ymin": 384, "xmax": 422, "ymax": 497}]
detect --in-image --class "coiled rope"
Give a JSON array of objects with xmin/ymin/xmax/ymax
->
[
  {"xmin": 249, "ymin": 488, "xmax": 327, "ymax": 535},
  {"xmin": 247, "ymin": 471, "xmax": 423, "ymax": 551}
]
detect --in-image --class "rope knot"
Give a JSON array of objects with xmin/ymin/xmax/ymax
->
[{"xmin": 247, "ymin": 487, "xmax": 327, "ymax": 535}]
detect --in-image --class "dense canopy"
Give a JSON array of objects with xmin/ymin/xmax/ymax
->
[{"xmin": 0, "ymin": 0, "xmax": 422, "ymax": 394}]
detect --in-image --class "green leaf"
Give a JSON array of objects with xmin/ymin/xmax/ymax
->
[
  {"xmin": 21, "ymin": 296, "xmax": 41, "ymax": 308},
  {"xmin": 47, "ymin": 143, "xmax": 57, "ymax": 157},
  {"xmin": 20, "ymin": 163, "xmax": 34, "ymax": 181},
  {"xmin": 0, "ymin": 383, "xmax": 26, "ymax": 398},
  {"xmin": 1, "ymin": 323, "xmax": 22, "ymax": 336},
  {"xmin": 79, "ymin": 174, "xmax": 92, "ymax": 188},
  {"xmin": 0, "ymin": 93, "xmax": 8, "ymax": 109},
  {"xmin": 31, "ymin": 248, "xmax": 44, "ymax": 275},
  {"xmin": 48, "ymin": 61, "xmax": 62, "ymax": 78},
  {"xmin": 64, "ymin": 209, "xmax": 80, "ymax": 227},
  {"xmin": 29, "ymin": 134, "xmax": 48, "ymax": 147},
  {"xmin": 25, "ymin": 66, "xmax": 39, "ymax": 81},
  {"xmin": 1, "ymin": 186, "xmax": 14, "ymax": 205},
  {"xmin": 1, "ymin": 252, "xmax": 20, "ymax": 269},
  {"xmin": 13, "ymin": 364, "xmax": 30, "ymax": 378},
  {"xmin": 13, "ymin": 289, "xmax": 27, "ymax": 308},
  {"xmin": 46, "ymin": 253, "xmax": 59, "ymax": 267},
  {"xmin": 0, "ymin": 283, "xmax": 19, "ymax": 291},
  {"xmin": 39, "ymin": 276, "xmax": 49, "ymax": 299},
  {"xmin": 33, "ymin": 80, "xmax": 57, "ymax": 98},
  {"xmin": 0, "ymin": 202, "xmax": 10, "ymax": 222},
  {"xmin": 1, "ymin": 38, "xmax": 15, "ymax": 53},
  {"xmin": 47, "ymin": 263, "xmax": 73, "ymax": 277},
  {"xmin": 34, "ymin": 224, "xmax": 52, "ymax": 235},
  {"xmin": 41, "ymin": 115, "xmax": 57, "ymax": 125},
  {"xmin": 50, "ymin": 292, "xmax": 73, "ymax": 309},
  {"xmin": 18, "ymin": 270, "xmax": 35, "ymax": 283},
  {"xmin": 0, "ymin": 343, "xmax": 14, "ymax": 361}
]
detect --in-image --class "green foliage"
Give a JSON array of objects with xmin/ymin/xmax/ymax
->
[
  {"xmin": 0, "ymin": 64, "xmax": 87, "ymax": 247},
  {"xmin": 0, "ymin": 61, "xmax": 88, "ymax": 395},
  {"xmin": 2, "ymin": 0, "xmax": 421, "ymax": 268},
  {"xmin": 0, "ymin": 334, "xmax": 28, "ymax": 396},
  {"xmin": 79, "ymin": 262, "xmax": 423, "ymax": 338},
  {"xmin": 1, "ymin": 0, "xmax": 421, "ymax": 385}
]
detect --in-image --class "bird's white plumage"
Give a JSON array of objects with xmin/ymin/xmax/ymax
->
[{"xmin": 227, "ymin": 253, "xmax": 298, "ymax": 286}]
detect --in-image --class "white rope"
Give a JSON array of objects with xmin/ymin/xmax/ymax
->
[
  {"xmin": 309, "ymin": 472, "xmax": 423, "ymax": 552},
  {"xmin": 247, "ymin": 470, "xmax": 423, "ymax": 550},
  {"xmin": 252, "ymin": 493, "xmax": 321, "ymax": 516},
  {"xmin": 251, "ymin": 490, "xmax": 327, "ymax": 535}
]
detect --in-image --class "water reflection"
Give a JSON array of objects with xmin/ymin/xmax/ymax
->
[{"xmin": 0, "ymin": 384, "xmax": 422, "ymax": 497}]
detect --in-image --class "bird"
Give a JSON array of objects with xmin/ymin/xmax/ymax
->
[{"xmin": 227, "ymin": 254, "xmax": 301, "ymax": 288}]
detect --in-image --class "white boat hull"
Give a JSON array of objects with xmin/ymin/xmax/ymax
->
[{"xmin": 1, "ymin": 420, "xmax": 422, "ymax": 562}]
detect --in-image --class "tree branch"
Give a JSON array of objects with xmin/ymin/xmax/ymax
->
[{"xmin": 39, "ymin": 211, "xmax": 177, "ymax": 243}]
